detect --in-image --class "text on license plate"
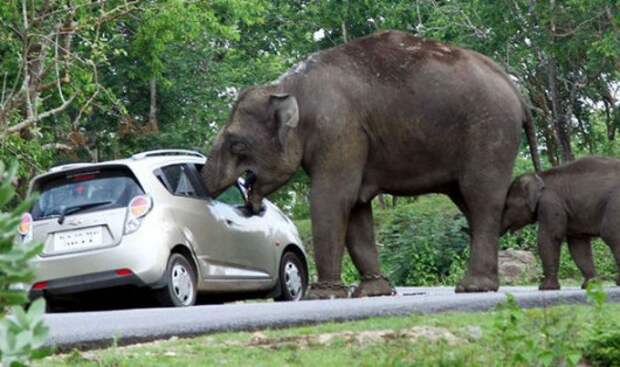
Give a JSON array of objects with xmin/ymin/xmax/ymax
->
[{"xmin": 54, "ymin": 227, "xmax": 103, "ymax": 252}]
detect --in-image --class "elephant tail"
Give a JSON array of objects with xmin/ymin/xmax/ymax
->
[{"xmin": 522, "ymin": 100, "xmax": 542, "ymax": 173}]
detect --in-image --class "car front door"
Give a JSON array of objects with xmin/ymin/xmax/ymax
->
[{"xmin": 182, "ymin": 164, "xmax": 278, "ymax": 279}]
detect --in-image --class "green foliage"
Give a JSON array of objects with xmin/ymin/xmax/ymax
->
[
  {"xmin": 0, "ymin": 162, "xmax": 49, "ymax": 365},
  {"xmin": 0, "ymin": 299, "xmax": 49, "ymax": 367},
  {"xmin": 0, "ymin": 163, "xmax": 42, "ymax": 309},
  {"xmin": 584, "ymin": 281, "xmax": 620, "ymax": 367},
  {"xmin": 492, "ymin": 294, "xmax": 582, "ymax": 367},
  {"xmin": 500, "ymin": 224, "xmax": 538, "ymax": 252},
  {"xmin": 378, "ymin": 196, "xmax": 469, "ymax": 286},
  {"xmin": 584, "ymin": 326, "xmax": 620, "ymax": 367}
]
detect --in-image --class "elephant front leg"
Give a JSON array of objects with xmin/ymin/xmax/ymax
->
[
  {"xmin": 538, "ymin": 230, "xmax": 564, "ymax": 290},
  {"xmin": 346, "ymin": 201, "xmax": 394, "ymax": 298},
  {"xmin": 304, "ymin": 184, "xmax": 354, "ymax": 300},
  {"xmin": 536, "ymin": 197, "xmax": 567, "ymax": 290}
]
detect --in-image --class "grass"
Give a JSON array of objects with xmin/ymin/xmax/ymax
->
[{"xmin": 38, "ymin": 302, "xmax": 620, "ymax": 367}]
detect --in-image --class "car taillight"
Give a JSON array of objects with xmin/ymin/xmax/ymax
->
[
  {"xmin": 32, "ymin": 281, "xmax": 48, "ymax": 290},
  {"xmin": 115, "ymin": 268, "xmax": 133, "ymax": 277},
  {"xmin": 18, "ymin": 213, "xmax": 33, "ymax": 242},
  {"xmin": 124, "ymin": 195, "xmax": 152, "ymax": 234}
]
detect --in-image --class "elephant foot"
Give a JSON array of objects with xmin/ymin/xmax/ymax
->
[
  {"xmin": 351, "ymin": 274, "xmax": 395, "ymax": 298},
  {"xmin": 539, "ymin": 277, "xmax": 560, "ymax": 291},
  {"xmin": 304, "ymin": 281, "xmax": 349, "ymax": 300},
  {"xmin": 455, "ymin": 274, "xmax": 499, "ymax": 293},
  {"xmin": 581, "ymin": 277, "xmax": 596, "ymax": 290}
]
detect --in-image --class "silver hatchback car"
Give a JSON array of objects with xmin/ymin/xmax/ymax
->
[{"xmin": 20, "ymin": 150, "xmax": 308, "ymax": 308}]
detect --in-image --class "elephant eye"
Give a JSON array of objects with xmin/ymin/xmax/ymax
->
[{"xmin": 230, "ymin": 141, "xmax": 248, "ymax": 155}]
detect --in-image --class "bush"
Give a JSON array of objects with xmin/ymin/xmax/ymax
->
[
  {"xmin": 500, "ymin": 224, "xmax": 538, "ymax": 251},
  {"xmin": 584, "ymin": 329, "xmax": 620, "ymax": 367},
  {"xmin": 297, "ymin": 195, "xmax": 470, "ymax": 286},
  {"xmin": 377, "ymin": 196, "xmax": 469, "ymax": 286},
  {"xmin": 491, "ymin": 294, "xmax": 583, "ymax": 367},
  {"xmin": 583, "ymin": 282, "xmax": 620, "ymax": 366},
  {"xmin": 0, "ymin": 162, "xmax": 48, "ymax": 366}
]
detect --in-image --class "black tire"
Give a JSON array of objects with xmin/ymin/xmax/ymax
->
[
  {"xmin": 154, "ymin": 254, "xmax": 197, "ymax": 307},
  {"xmin": 275, "ymin": 251, "xmax": 308, "ymax": 302}
]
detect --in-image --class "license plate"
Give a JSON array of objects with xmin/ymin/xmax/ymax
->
[{"xmin": 54, "ymin": 227, "xmax": 103, "ymax": 252}]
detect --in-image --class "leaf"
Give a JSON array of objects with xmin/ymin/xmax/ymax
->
[
  {"xmin": 27, "ymin": 299, "xmax": 45, "ymax": 319},
  {"xmin": 539, "ymin": 350, "xmax": 554, "ymax": 367},
  {"xmin": 12, "ymin": 307, "xmax": 29, "ymax": 329},
  {"xmin": 566, "ymin": 352, "xmax": 582, "ymax": 367}
]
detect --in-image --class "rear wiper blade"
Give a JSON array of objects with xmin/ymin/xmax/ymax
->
[{"xmin": 58, "ymin": 201, "xmax": 113, "ymax": 224}]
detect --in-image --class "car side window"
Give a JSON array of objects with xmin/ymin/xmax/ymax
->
[
  {"xmin": 186, "ymin": 163, "xmax": 245, "ymax": 206},
  {"xmin": 158, "ymin": 164, "xmax": 198, "ymax": 197},
  {"xmin": 217, "ymin": 185, "xmax": 245, "ymax": 206}
]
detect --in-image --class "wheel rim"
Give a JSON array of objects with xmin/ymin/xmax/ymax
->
[
  {"xmin": 284, "ymin": 261, "xmax": 303, "ymax": 301},
  {"xmin": 171, "ymin": 263, "xmax": 194, "ymax": 306}
]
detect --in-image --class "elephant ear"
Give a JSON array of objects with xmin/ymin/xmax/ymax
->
[
  {"xmin": 270, "ymin": 93, "xmax": 299, "ymax": 150},
  {"xmin": 525, "ymin": 174, "xmax": 545, "ymax": 213}
]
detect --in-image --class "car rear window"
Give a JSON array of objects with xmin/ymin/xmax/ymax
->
[{"xmin": 31, "ymin": 167, "xmax": 144, "ymax": 221}]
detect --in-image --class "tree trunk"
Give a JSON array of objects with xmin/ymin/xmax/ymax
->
[
  {"xmin": 546, "ymin": 59, "xmax": 573, "ymax": 163},
  {"xmin": 530, "ymin": 84, "xmax": 559, "ymax": 166},
  {"xmin": 601, "ymin": 86, "xmax": 617, "ymax": 142},
  {"xmin": 546, "ymin": 0, "xmax": 573, "ymax": 163},
  {"xmin": 148, "ymin": 77, "xmax": 159, "ymax": 132}
]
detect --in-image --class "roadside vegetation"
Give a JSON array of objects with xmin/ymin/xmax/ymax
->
[
  {"xmin": 41, "ymin": 284, "xmax": 620, "ymax": 367},
  {"xmin": 0, "ymin": 164, "xmax": 48, "ymax": 365}
]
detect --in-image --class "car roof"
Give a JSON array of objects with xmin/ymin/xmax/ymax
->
[{"xmin": 31, "ymin": 150, "xmax": 207, "ymax": 186}]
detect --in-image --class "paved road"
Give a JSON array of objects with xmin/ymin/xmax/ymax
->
[{"xmin": 45, "ymin": 286, "xmax": 620, "ymax": 351}]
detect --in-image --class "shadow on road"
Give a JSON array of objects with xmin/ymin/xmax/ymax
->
[{"xmin": 44, "ymin": 287, "xmax": 275, "ymax": 313}]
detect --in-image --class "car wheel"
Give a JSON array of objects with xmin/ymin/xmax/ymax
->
[
  {"xmin": 275, "ymin": 252, "xmax": 307, "ymax": 302},
  {"xmin": 155, "ymin": 254, "xmax": 197, "ymax": 307}
]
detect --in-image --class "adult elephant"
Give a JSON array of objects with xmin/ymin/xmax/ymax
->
[{"xmin": 202, "ymin": 30, "xmax": 539, "ymax": 298}]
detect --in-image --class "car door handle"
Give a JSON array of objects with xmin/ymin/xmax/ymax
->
[{"xmin": 226, "ymin": 219, "xmax": 235, "ymax": 226}]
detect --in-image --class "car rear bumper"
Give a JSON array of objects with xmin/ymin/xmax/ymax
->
[
  {"xmin": 30, "ymin": 210, "xmax": 183, "ymax": 292},
  {"xmin": 28, "ymin": 269, "xmax": 146, "ymax": 300}
]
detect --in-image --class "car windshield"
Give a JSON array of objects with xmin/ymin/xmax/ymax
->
[{"xmin": 31, "ymin": 167, "xmax": 144, "ymax": 220}]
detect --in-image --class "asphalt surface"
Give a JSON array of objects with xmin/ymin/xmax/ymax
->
[{"xmin": 45, "ymin": 286, "xmax": 620, "ymax": 351}]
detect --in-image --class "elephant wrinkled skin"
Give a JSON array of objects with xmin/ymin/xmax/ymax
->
[
  {"xmin": 202, "ymin": 30, "xmax": 539, "ymax": 297},
  {"xmin": 501, "ymin": 156, "xmax": 620, "ymax": 290}
]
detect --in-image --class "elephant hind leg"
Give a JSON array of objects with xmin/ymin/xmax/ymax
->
[
  {"xmin": 455, "ymin": 177, "xmax": 509, "ymax": 293},
  {"xmin": 600, "ymin": 234, "xmax": 620, "ymax": 286},
  {"xmin": 567, "ymin": 236, "xmax": 595, "ymax": 289},
  {"xmin": 345, "ymin": 201, "xmax": 393, "ymax": 297}
]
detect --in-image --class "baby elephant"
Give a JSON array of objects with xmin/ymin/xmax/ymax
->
[{"xmin": 501, "ymin": 156, "xmax": 620, "ymax": 290}]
